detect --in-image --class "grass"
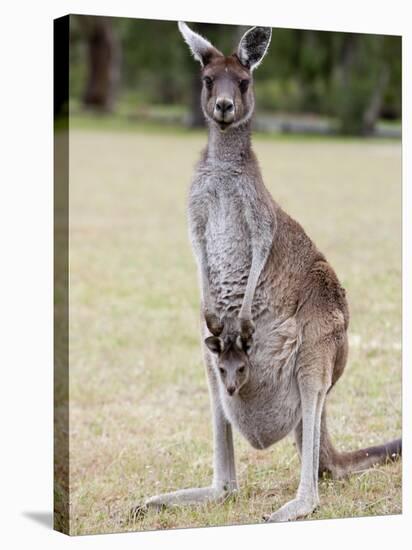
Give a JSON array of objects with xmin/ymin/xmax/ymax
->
[
  {"xmin": 65, "ymin": 123, "xmax": 401, "ymax": 535},
  {"xmin": 68, "ymin": 110, "xmax": 401, "ymax": 143}
]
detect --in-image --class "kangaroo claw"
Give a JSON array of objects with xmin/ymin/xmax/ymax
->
[
  {"xmin": 205, "ymin": 311, "xmax": 224, "ymax": 336},
  {"xmin": 239, "ymin": 317, "xmax": 255, "ymax": 340}
]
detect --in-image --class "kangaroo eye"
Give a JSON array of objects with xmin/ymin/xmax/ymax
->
[
  {"xmin": 239, "ymin": 79, "xmax": 249, "ymax": 93},
  {"xmin": 203, "ymin": 76, "xmax": 213, "ymax": 90},
  {"xmin": 238, "ymin": 366, "xmax": 245, "ymax": 373},
  {"xmin": 219, "ymin": 367, "xmax": 225, "ymax": 375}
]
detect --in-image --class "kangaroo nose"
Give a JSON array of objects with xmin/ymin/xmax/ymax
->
[
  {"xmin": 215, "ymin": 97, "xmax": 234, "ymax": 114},
  {"xmin": 227, "ymin": 386, "xmax": 236, "ymax": 396}
]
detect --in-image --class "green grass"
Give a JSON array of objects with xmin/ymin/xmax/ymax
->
[
  {"xmin": 68, "ymin": 110, "xmax": 400, "ymax": 143},
  {"xmin": 65, "ymin": 126, "xmax": 401, "ymax": 535}
]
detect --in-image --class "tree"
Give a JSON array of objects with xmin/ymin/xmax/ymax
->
[
  {"xmin": 79, "ymin": 16, "xmax": 120, "ymax": 111},
  {"xmin": 329, "ymin": 33, "xmax": 398, "ymax": 135},
  {"xmin": 67, "ymin": 17, "xmax": 401, "ymax": 135}
]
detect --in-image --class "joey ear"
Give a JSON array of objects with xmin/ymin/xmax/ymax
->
[
  {"xmin": 205, "ymin": 336, "xmax": 224, "ymax": 354},
  {"xmin": 237, "ymin": 26, "xmax": 272, "ymax": 70},
  {"xmin": 236, "ymin": 334, "xmax": 252, "ymax": 354},
  {"xmin": 178, "ymin": 21, "xmax": 223, "ymax": 67}
]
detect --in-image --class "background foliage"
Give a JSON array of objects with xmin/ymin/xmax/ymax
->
[{"xmin": 67, "ymin": 16, "xmax": 401, "ymax": 136}]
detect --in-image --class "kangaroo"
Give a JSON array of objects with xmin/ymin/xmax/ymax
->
[{"xmin": 139, "ymin": 22, "xmax": 401, "ymax": 523}]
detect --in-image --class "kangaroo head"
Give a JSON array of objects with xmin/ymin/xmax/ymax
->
[
  {"xmin": 205, "ymin": 330, "xmax": 252, "ymax": 396},
  {"xmin": 178, "ymin": 22, "xmax": 272, "ymax": 130}
]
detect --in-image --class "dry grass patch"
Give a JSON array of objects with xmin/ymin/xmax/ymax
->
[{"xmin": 67, "ymin": 128, "xmax": 401, "ymax": 535}]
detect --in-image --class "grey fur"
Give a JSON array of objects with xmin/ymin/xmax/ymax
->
[
  {"xmin": 237, "ymin": 27, "xmax": 272, "ymax": 70},
  {"xmin": 178, "ymin": 21, "xmax": 222, "ymax": 66},
  {"xmin": 139, "ymin": 23, "xmax": 401, "ymax": 523}
]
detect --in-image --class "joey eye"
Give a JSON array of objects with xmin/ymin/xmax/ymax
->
[
  {"xmin": 239, "ymin": 79, "xmax": 250, "ymax": 93},
  {"xmin": 203, "ymin": 76, "xmax": 213, "ymax": 90},
  {"xmin": 238, "ymin": 366, "xmax": 245, "ymax": 374}
]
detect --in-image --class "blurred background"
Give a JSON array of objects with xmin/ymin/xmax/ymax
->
[{"xmin": 62, "ymin": 16, "xmax": 402, "ymax": 137}]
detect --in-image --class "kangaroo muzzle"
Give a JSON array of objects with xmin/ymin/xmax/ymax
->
[{"xmin": 214, "ymin": 97, "xmax": 235, "ymax": 124}]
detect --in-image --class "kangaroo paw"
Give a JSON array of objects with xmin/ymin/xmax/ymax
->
[
  {"xmin": 239, "ymin": 317, "xmax": 255, "ymax": 340},
  {"xmin": 205, "ymin": 311, "xmax": 224, "ymax": 336}
]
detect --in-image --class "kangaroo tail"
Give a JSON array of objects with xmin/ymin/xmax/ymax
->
[{"xmin": 318, "ymin": 407, "xmax": 402, "ymax": 479}]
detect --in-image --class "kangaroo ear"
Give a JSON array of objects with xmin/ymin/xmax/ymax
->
[
  {"xmin": 178, "ymin": 21, "xmax": 223, "ymax": 67},
  {"xmin": 236, "ymin": 334, "xmax": 252, "ymax": 354},
  {"xmin": 237, "ymin": 26, "xmax": 272, "ymax": 70},
  {"xmin": 205, "ymin": 336, "xmax": 224, "ymax": 354}
]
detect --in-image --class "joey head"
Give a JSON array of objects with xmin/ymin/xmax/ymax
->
[{"xmin": 205, "ymin": 332, "xmax": 252, "ymax": 396}]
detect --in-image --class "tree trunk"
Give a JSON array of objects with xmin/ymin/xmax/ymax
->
[
  {"xmin": 81, "ymin": 16, "xmax": 120, "ymax": 112},
  {"xmin": 339, "ymin": 33, "xmax": 358, "ymax": 87},
  {"xmin": 190, "ymin": 72, "xmax": 204, "ymax": 127},
  {"xmin": 362, "ymin": 64, "xmax": 390, "ymax": 135},
  {"xmin": 332, "ymin": 34, "xmax": 361, "ymax": 135}
]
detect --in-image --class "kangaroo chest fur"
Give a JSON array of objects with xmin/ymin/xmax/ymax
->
[
  {"xmin": 196, "ymin": 167, "xmax": 255, "ymax": 312},
  {"xmin": 190, "ymin": 161, "xmax": 303, "ymax": 450}
]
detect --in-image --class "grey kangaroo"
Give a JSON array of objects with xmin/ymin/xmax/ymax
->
[{"xmin": 141, "ymin": 22, "xmax": 401, "ymax": 522}]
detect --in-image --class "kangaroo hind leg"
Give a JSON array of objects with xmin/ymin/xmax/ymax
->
[
  {"xmin": 133, "ymin": 377, "xmax": 237, "ymax": 517},
  {"xmin": 266, "ymin": 348, "xmax": 332, "ymax": 522}
]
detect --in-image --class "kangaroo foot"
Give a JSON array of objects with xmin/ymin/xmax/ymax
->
[
  {"xmin": 264, "ymin": 496, "xmax": 318, "ymax": 523},
  {"xmin": 136, "ymin": 484, "xmax": 235, "ymax": 515}
]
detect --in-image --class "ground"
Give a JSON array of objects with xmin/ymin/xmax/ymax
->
[{"xmin": 65, "ymin": 124, "xmax": 401, "ymax": 535}]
